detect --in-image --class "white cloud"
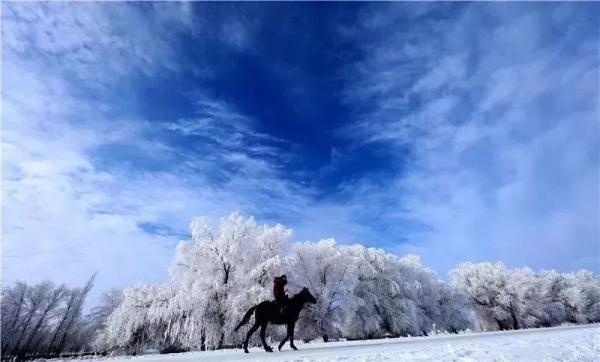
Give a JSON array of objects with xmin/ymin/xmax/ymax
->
[
  {"xmin": 0, "ymin": 3, "xmax": 291, "ymax": 302},
  {"xmin": 1, "ymin": 3, "xmax": 378, "ymax": 304},
  {"xmin": 340, "ymin": 3, "xmax": 599, "ymax": 274}
]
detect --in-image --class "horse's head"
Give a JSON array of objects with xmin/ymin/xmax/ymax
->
[{"xmin": 301, "ymin": 287, "xmax": 317, "ymax": 304}]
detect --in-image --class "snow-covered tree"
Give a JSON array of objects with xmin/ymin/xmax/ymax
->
[
  {"xmin": 552, "ymin": 270, "xmax": 600, "ymax": 324},
  {"xmin": 287, "ymin": 239, "xmax": 358, "ymax": 342},
  {"xmin": 436, "ymin": 283, "xmax": 473, "ymax": 333},
  {"xmin": 341, "ymin": 246, "xmax": 390, "ymax": 339},
  {"xmin": 342, "ymin": 248, "xmax": 420, "ymax": 338},
  {"xmin": 451, "ymin": 263, "xmax": 600, "ymax": 331},
  {"xmin": 100, "ymin": 283, "xmax": 180, "ymax": 354},
  {"xmin": 90, "ymin": 289, "xmax": 124, "ymax": 351},
  {"xmin": 450, "ymin": 262, "xmax": 522, "ymax": 330},
  {"xmin": 341, "ymin": 249, "xmax": 474, "ymax": 339},
  {"xmin": 97, "ymin": 212, "xmax": 598, "ymax": 354},
  {"xmin": 172, "ymin": 212, "xmax": 292, "ymax": 349},
  {"xmin": 102, "ymin": 212, "xmax": 292, "ymax": 352},
  {"xmin": 9, "ymin": 282, "xmax": 58, "ymax": 356},
  {"xmin": 0, "ymin": 277, "xmax": 95, "ymax": 358},
  {"xmin": 47, "ymin": 273, "xmax": 96, "ymax": 354}
]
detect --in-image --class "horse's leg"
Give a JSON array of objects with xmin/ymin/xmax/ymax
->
[
  {"xmin": 243, "ymin": 322, "xmax": 260, "ymax": 353},
  {"xmin": 260, "ymin": 323, "xmax": 273, "ymax": 352},
  {"xmin": 289, "ymin": 322, "xmax": 297, "ymax": 350},
  {"xmin": 278, "ymin": 324, "xmax": 290, "ymax": 351}
]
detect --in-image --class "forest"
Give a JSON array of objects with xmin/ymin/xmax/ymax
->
[{"xmin": 2, "ymin": 213, "xmax": 599, "ymax": 359}]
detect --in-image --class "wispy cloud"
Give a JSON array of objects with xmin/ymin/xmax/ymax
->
[
  {"xmin": 1, "ymin": 3, "xmax": 303, "ymax": 299},
  {"xmin": 2, "ymin": 3, "xmax": 378, "ymax": 302},
  {"xmin": 339, "ymin": 3, "xmax": 599, "ymax": 274}
]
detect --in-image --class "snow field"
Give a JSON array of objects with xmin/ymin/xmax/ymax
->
[{"xmin": 84, "ymin": 324, "xmax": 599, "ymax": 362}]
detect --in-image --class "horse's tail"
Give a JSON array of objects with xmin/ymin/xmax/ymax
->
[{"xmin": 234, "ymin": 305, "xmax": 257, "ymax": 331}]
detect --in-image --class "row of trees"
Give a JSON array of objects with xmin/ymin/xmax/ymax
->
[
  {"xmin": 3, "ymin": 213, "xmax": 598, "ymax": 357},
  {"xmin": 1, "ymin": 275, "xmax": 97, "ymax": 359},
  {"xmin": 94, "ymin": 213, "xmax": 600, "ymax": 354},
  {"xmin": 451, "ymin": 262, "xmax": 600, "ymax": 331}
]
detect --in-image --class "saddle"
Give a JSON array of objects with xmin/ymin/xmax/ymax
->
[{"xmin": 274, "ymin": 298, "xmax": 288, "ymax": 317}]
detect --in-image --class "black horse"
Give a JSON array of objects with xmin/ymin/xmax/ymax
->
[{"xmin": 234, "ymin": 287, "xmax": 317, "ymax": 353}]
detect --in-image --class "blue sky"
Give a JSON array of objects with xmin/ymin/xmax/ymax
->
[{"xmin": 2, "ymin": 2, "xmax": 598, "ymax": 298}]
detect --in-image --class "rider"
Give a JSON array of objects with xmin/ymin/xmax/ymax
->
[{"xmin": 273, "ymin": 274, "xmax": 289, "ymax": 315}]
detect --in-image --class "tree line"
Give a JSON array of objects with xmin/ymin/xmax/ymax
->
[
  {"xmin": 1, "ymin": 275, "xmax": 98, "ymax": 360},
  {"xmin": 3, "ymin": 213, "xmax": 599, "ymax": 358}
]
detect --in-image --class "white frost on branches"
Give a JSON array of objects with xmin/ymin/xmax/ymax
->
[
  {"xmin": 450, "ymin": 262, "xmax": 600, "ymax": 331},
  {"xmin": 101, "ymin": 212, "xmax": 292, "ymax": 352},
  {"xmin": 98, "ymin": 212, "xmax": 600, "ymax": 354}
]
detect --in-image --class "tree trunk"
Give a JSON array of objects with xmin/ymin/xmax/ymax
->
[
  {"xmin": 50, "ymin": 274, "xmax": 95, "ymax": 354},
  {"xmin": 47, "ymin": 295, "xmax": 75, "ymax": 353},
  {"xmin": 200, "ymin": 332, "xmax": 206, "ymax": 351},
  {"xmin": 509, "ymin": 303, "xmax": 520, "ymax": 330},
  {"xmin": 218, "ymin": 333, "xmax": 225, "ymax": 349}
]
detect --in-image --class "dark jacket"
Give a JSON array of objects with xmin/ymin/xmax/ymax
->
[{"xmin": 273, "ymin": 275, "xmax": 288, "ymax": 303}]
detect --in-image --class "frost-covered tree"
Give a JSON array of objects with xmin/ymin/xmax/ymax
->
[
  {"xmin": 47, "ymin": 273, "xmax": 96, "ymax": 354},
  {"xmin": 0, "ymin": 277, "xmax": 95, "ymax": 358},
  {"xmin": 451, "ymin": 262, "xmax": 524, "ymax": 330},
  {"xmin": 97, "ymin": 212, "xmax": 598, "ymax": 354},
  {"xmin": 10, "ymin": 282, "xmax": 56, "ymax": 355},
  {"xmin": 287, "ymin": 239, "xmax": 358, "ymax": 342},
  {"xmin": 101, "ymin": 283, "xmax": 179, "ymax": 354},
  {"xmin": 341, "ymin": 246, "xmax": 390, "ymax": 339},
  {"xmin": 342, "ymin": 248, "xmax": 420, "ymax": 338},
  {"xmin": 436, "ymin": 283, "xmax": 473, "ymax": 333},
  {"xmin": 90, "ymin": 289, "xmax": 124, "ymax": 332},
  {"xmin": 341, "ymin": 249, "xmax": 474, "ymax": 339},
  {"xmin": 102, "ymin": 212, "xmax": 292, "ymax": 352},
  {"xmin": 90, "ymin": 289, "xmax": 124, "ymax": 351},
  {"xmin": 551, "ymin": 270, "xmax": 600, "ymax": 324},
  {"xmin": 395, "ymin": 255, "xmax": 442, "ymax": 336},
  {"xmin": 19, "ymin": 283, "xmax": 67, "ymax": 355},
  {"xmin": 1, "ymin": 282, "xmax": 29, "ymax": 354},
  {"xmin": 451, "ymin": 263, "xmax": 600, "ymax": 331},
  {"xmin": 172, "ymin": 212, "xmax": 292, "ymax": 349}
]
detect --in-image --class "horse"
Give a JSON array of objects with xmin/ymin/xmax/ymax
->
[{"xmin": 234, "ymin": 287, "xmax": 317, "ymax": 353}]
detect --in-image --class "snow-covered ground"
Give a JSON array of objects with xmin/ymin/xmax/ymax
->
[{"xmin": 83, "ymin": 324, "xmax": 599, "ymax": 362}]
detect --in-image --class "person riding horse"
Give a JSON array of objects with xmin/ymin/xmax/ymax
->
[
  {"xmin": 235, "ymin": 285, "xmax": 317, "ymax": 353},
  {"xmin": 273, "ymin": 274, "xmax": 288, "ymax": 314}
]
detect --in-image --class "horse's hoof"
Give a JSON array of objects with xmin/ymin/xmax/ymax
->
[
  {"xmin": 278, "ymin": 345, "xmax": 283, "ymax": 351},
  {"xmin": 244, "ymin": 350, "xmax": 249, "ymax": 354},
  {"xmin": 291, "ymin": 345, "xmax": 298, "ymax": 351},
  {"xmin": 265, "ymin": 346, "xmax": 273, "ymax": 352}
]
